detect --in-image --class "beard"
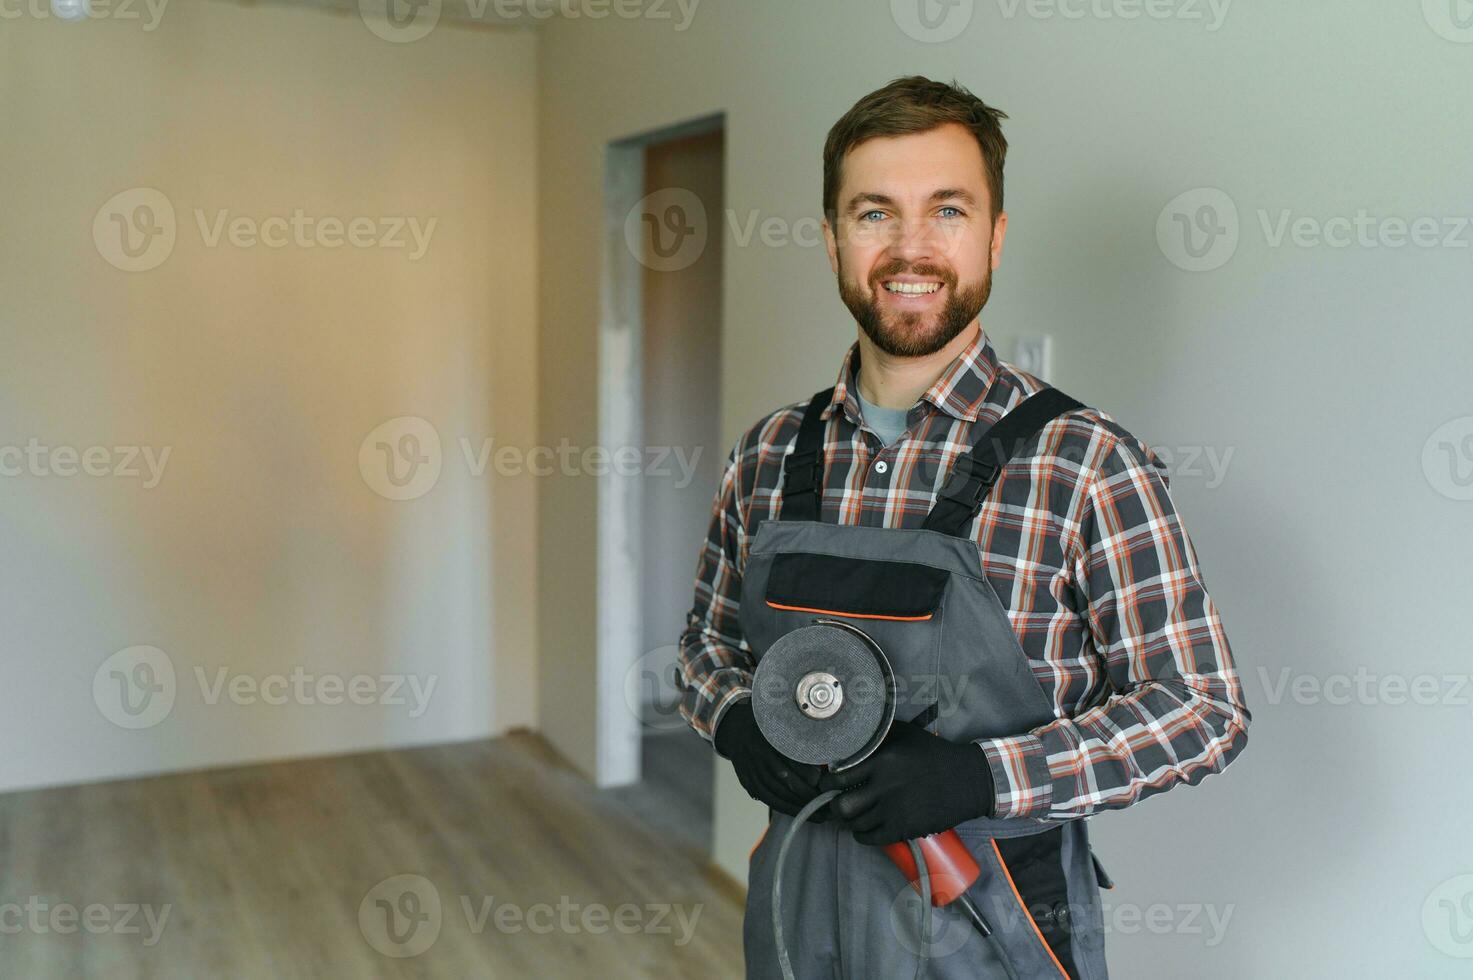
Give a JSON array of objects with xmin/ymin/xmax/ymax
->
[{"xmin": 836, "ymin": 256, "xmax": 992, "ymax": 358}]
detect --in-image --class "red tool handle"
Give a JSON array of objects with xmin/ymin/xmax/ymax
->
[{"xmin": 882, "ymin": 829, "xmax": 980, "ymax": 907}]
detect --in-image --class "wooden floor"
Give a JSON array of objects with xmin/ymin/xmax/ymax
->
[
  {"xmin": 0, "ymin": 731, "xmax": 741, "ymax": 979},
  {"xmin": 606, "ymin": 728, "xmax": 715, "ymax": 862}
]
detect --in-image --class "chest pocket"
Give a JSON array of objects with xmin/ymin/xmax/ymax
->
[{"xmin": 764, "ymin": 551, "xmax": 949, "ymax": 622}]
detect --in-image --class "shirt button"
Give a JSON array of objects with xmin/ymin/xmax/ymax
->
[{"xmin": 874, "ymin": 460, "xmax": 889, "ymax": 474}]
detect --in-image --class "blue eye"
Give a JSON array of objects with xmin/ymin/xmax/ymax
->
[
  {"xmin": 938, "ymin": 206, "xmax": 963, "ymax": 218},
  {"xmin": 859, "ymin": 211, "xmax": 885, "ymax": 222}
]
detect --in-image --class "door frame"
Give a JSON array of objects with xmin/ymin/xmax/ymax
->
[{"xmin": 596, "ymin": 111, "xmax": 725, "ymax": 787}]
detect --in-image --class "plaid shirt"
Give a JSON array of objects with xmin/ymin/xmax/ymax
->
[{"xmin": 676, "ymin": 327, "xmax": 1251, "ymax": 821}]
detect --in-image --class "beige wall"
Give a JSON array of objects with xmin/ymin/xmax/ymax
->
[
  {"xmin": 535, "ymin": 3, "xmax": 1473, "ymax": 977},
  {"xmin": 0, "ymin": 1, "xmax": 538, "ymax": 791}
]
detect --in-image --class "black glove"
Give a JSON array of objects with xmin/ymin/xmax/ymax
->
[
  {"xmin": 714, "ymin": 698, "xmax": 832, "ymax": 821},
  {"xmin": 816, "ymin": 720, "xmax": 995, "ymax": 846}
]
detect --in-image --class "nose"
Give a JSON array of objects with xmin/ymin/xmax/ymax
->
[{"xmin": 884, "ymin": 213, "xmax": 948, "ymax": 267}]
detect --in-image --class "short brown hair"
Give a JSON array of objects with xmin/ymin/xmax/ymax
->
[{"xmin": 823, "ymin": 75, "xmax": 1009, "ymax": 227}]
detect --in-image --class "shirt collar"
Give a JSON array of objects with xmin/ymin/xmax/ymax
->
[{"xmin": 823, "ymin": 327, "xmax": 999, "ymax": 425}]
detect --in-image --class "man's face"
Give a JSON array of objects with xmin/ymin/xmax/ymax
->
[{"xmin": 823, "ymin": 122, "xmax": 1007, "ymax": 358}]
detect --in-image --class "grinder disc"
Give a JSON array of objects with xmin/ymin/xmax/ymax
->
[{"xmin": 751, "ymin": 622, "xmax": 895, "ymax": 769}]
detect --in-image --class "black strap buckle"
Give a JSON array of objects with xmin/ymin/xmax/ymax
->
[
  {"xmin": 783, "ymin": 448, "xmax": 820, "ymax": 495},
  {"xmin": 937, "ymin": 454, "xmax": 999, "ymax": 508}
]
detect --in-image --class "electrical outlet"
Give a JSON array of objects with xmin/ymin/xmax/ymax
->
[{"xmin": 1014, "ymin": 335, "xmax": 1053, "ymax": 383}]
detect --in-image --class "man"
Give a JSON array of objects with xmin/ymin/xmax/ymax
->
[{"xmin": 677, "ymin": 75, "xmax": 1250, "ymax": 979}]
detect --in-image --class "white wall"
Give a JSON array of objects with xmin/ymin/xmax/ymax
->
[
  {"xmin": 640, "ymin": 131, "xmax": 725, "ymax": 722},
  {"xmin": 536, "ymin": 2, "xmax": 1473, "ymax": 976},
  {"xmin": 0, "ymin": 1, "xmax": 539, "ymax": 792}
]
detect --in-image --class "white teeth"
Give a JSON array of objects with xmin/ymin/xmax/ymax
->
[{"xmin": 884, "ymin": 281, "xmax": 941, "ymax": 295}]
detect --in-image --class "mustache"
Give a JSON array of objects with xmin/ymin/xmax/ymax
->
[{"xmin": 872, "ymin": 265, "xmax": 955, "ymax": 285}]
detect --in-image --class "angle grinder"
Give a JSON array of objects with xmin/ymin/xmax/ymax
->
[{"xmin": 751, "ymin": 619, "xmax": 1021, "ymax": 980}]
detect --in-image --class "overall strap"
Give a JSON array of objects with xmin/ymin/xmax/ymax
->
[
  {"xmin": 922, "ymin": 387, "xmax": 1085, "ymax": 537},
  {"xmin": 778, "ymin": 387, "xmax": 835, "ymax": 522}
]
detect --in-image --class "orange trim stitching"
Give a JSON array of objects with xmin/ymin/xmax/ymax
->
[
  {"xmin": 990, "ymin": 839, "xmax": 1071, "ymax": 979},
  {"xmin": 764, "ymin": 600, "xmax": 933, "ymax": 622},
  {"xmin": 749, "ymin": 825, "xmax": 769, "ymax": 861}
]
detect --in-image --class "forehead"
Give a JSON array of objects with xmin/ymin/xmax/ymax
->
[{"xmin": 838, "ymin": 122, "xmax": 989, "ymax": 205}]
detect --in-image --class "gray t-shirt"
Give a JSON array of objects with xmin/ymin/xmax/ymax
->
[{"xmin": 854, "ymin": 386, "xmax": 911, "ymax": 448}]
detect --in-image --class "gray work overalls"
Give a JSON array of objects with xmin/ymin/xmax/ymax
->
[{"xmin": 737, "ymin": 384, "xmax": 1114, "ymax": 979}]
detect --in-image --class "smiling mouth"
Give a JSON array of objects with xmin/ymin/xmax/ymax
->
[{"xmin": 881, "ymin": 280, "xmax": 944, "ymax": 296}]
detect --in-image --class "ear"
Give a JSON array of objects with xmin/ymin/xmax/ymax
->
[
  {"xmin": 990, "ymin": 209, "xmax": 1008, "ymax": 268},
  {"xmin": 822, "ymin": 215, "xmax": 840, "ymax": 276}
]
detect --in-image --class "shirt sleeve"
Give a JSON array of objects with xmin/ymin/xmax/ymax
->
[
  {"xmin": 676, "ymin": 440, "xmax": 756, "ymax": 750},
  {"xmin": 977, "ymin": 430, "xmax": 1252, "ymax": 821}
]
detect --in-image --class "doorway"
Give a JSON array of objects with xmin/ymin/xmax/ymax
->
[{"xmin": 598, "ymin": 114, "xmax": 725, "ymax": 859}]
